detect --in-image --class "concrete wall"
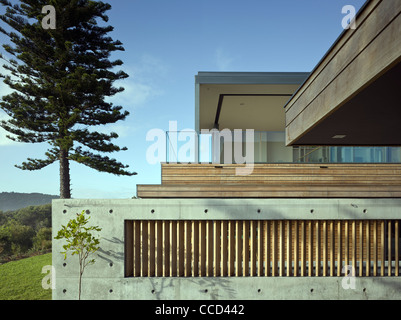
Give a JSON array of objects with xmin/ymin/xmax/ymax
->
[{"xmin": 52, "ymin": 198, "xmax": 401, "ymax": 300}]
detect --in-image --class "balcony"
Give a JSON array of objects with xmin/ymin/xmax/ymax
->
[
  {"xmin": 138, "ymin": 130, "xmax": 401, "ymax": 199},
  {"xmin": 164, "ymin": 130, "xmax": 401, "ymax": 164}
]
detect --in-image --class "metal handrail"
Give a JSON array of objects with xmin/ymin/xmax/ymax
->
[{"xmin": 296, "ymin": 146, "xmax": 324, "ymax": 162}]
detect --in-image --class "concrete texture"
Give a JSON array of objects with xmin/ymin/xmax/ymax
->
[{"xmin": 52, "ymin": 198, "xmax": 401, "ymax": 300}]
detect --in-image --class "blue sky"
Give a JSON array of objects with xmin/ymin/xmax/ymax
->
[{"xmin": 0, "ymin": 0, "xmax": 365, "ymax": 198}]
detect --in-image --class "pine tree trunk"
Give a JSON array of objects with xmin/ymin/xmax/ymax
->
[{"xmin": 59, "ymin": 149, "xmax": 71, "ymax": 199}]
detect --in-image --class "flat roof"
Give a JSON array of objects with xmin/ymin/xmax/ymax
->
[{"xmin": 196, "ymin": 72, "xmax": 309, "ymax": 85}]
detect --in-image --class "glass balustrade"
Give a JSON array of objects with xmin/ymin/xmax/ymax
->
[{"xmin": 165, "ymin": 130, "xmax": 401, "ymax": 164}]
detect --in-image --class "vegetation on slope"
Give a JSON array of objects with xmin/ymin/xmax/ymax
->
[
  {"xmin": 0, "ymin": 204, "xmax": 52, "ymax": 263},
  {"xmin": 0, "ymin": 253, "xmax": 52, "ymax": 300}
]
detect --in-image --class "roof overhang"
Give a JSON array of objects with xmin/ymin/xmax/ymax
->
[
  {"xmin": 195, "ymin": 72, "xmax": 309, "ymax": 132},
  {"xmin": 285, "ymin": 0, "xmax": 401, "ymax": 146}
]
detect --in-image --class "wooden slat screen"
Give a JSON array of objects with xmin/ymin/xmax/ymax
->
[{"xmin": 125, "ymin": 220, "xmax": 401, "ymax": 277}]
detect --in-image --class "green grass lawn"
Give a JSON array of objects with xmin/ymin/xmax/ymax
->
[{"xmin": 0, "ymin": 253, "xmax": 52, "ymax": 300}]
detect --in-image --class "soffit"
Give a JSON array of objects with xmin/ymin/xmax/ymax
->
[{"xmin": 198, "ymin": 83, "xmax": 303, "ymax": 132}]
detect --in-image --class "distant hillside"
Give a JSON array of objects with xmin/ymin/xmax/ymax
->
[{"xmin": 0, "ymin": 192, "xmax": 59, "ymax": 212}]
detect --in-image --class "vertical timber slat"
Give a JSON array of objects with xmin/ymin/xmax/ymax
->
[
  {"xmin": 257, "ymin": 221, "xmax": 263, "ymax": 276},
  {"xmin": 344, "ymin": 221, "xmax": 349, "ymax": 273},
  {"xmin": 125, "ymin": 221, "xmax": 133, "ymax": 277},
  {"xmin": 388, "ymin": 220, "xmax": 392, "ymax": 277},
  {"xmin": 272, "ymin": 221, "xmax": 277, "ymax": 277},
  {"xmin": 287, "ymin": 221, "xmax": 291, "ymax": 277},
  {"xmin": 337, "ymin": 221, "xmax": 341, "ymax": 277},
  {"xmin": 192, "ymin": 221, "xmax": 199, "ymax": 277},
  {"xmin": 330, "ymin": 221, "xmax": 334, "ymax": 277},
  {"xmin": 373, "ymin": 221, "xmax": 377, "ymax": 277},
  {"xmin": 221, "ymin": 221, "xmax": 228, "ymax": 277},
  {"xmin": 381, "ymin": 221, "xmax": 385, "ymax": 277},
  {"xmin": 265, "ymin": 221, "xmax": 270, "ymax": 277},
  {"xmin": 394, "ymin": 220, "xmax": 400, "ymax": 277},
  {"xmin": 308, "ymin": 221, "xmax": 312, "ymax": 277},
  {"xmin": 279, "ymin": 221, "xmax": 284, "ymax": 277},
  {"xmin": 294, "ymin": 221, "xmax": 298, "ymax": 277},
  {"xmin": 228, "ymin": 221, "xmax": 235, "ymax": 276},
  {"xmin": 366, "ymin": 221, "xmax": 370, "ymax": 277},
  {"xmin": 170, "ymin": 221, "xmax": 177, "ymax": 277},
  {"xmin": 243, "ymin": 221, "xmax": 250, "ymax": 277},
  {"xmin": 315, "ymin": 221, "xmax": 320, "ymax": 277},
  {"xmin": 323, "ymin": 221, "xmax": 327, "ymax": 277},
  {"xmin": 352, "ymin": 221, "xmax": 356, "ymax": 276},
  {"xmin": 301, "ymin": 221, "xmax": 306, "ymax": 277},
  {"xmin": 359, "ymin": 221, "xmax": 363, "ymax": 277}
]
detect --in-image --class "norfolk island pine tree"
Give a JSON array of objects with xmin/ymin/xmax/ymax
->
[{"xmin": 0, "ymin": 0, "xmax": 137, "ymax": 199}]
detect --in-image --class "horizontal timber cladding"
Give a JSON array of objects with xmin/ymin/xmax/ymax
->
[
  {"xmin": 137, "ymin": 184, "xmax": 401, "ymax": 198},
  {"xmin": 125, "ymin": 219, "xmax": 400, "ymax": 278},
  {"xmin": 136, "ymin": 163, "xmax": 401, "ymax": 199},
  {"xmin": 161, "ymin": 163, "xmax": 401, "ymax": 185}
]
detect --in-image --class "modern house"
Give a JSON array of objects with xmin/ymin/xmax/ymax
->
[{"xmin": 52, "ymin": 0, "xmax": 401, "ymax": 300}]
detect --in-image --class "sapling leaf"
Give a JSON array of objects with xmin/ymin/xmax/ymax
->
[{"xmin": 54, "ymin": 210, "xmax": 102, "ymax": 299}]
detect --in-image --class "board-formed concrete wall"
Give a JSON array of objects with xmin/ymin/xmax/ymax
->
[{"xmin": 52, "ymin": 198, "xmax": 401, "ymax": 300}]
